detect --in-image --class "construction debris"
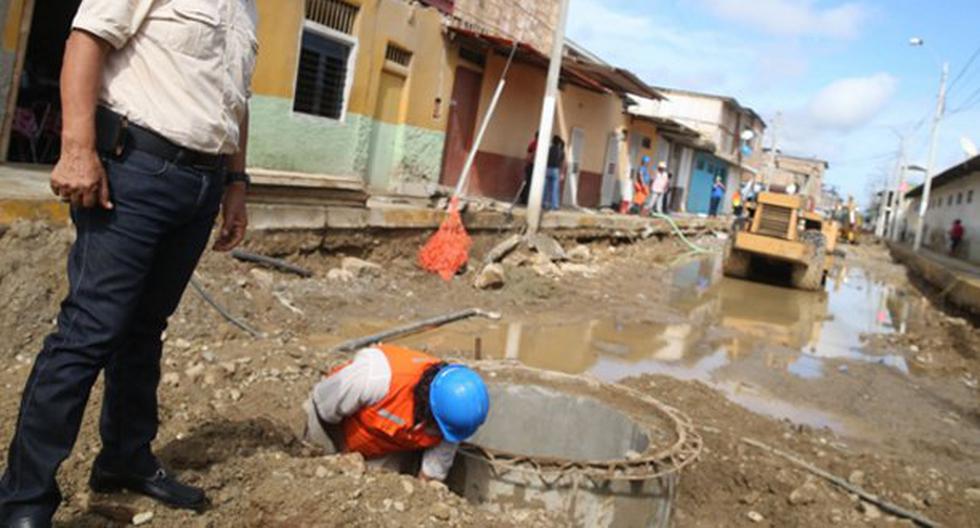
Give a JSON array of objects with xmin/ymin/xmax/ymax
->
[
  {"xmin": 474, "ymin": 264, "xmax": 506, "ymax": 290},
  {"xmin": 526, "ymin": 233, "xmax": 567, "ymax": 262},
  {"xmin": 484, "ymin": 234, "xmax": 523, "ymax": 264},
  {"xmin": 342, "ymin": 257, "xmax": 383, "ymax": 279}
]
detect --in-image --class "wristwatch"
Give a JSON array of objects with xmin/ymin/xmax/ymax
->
[{"xmin": 226, "ymin": 171, "xmax": 251, "ymax": 189}]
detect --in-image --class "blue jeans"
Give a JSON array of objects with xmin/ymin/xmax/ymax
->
[
  {"xmin": 544, "ymin": 168, "xmax": 561, "ymax": 210},
  {"xmin": 709, "ymin": 196, "xmax": 722, "ymax": 216},
  {"xmin": 0, "ymin": 149, "xmax": 224, "ymax": 521}
]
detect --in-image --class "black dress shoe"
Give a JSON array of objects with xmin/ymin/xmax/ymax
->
[
  {"xmin": 5, "ymin": 515, "xmax": 52, "ymax": 528},
  {"xmin": 89, "ymin": 464, "xmax": 208, "ymax": 512}
]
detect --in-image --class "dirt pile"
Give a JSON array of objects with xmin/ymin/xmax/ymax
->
[
  {"xmin": 2, "ymin": 220, "xmax": 978, "ymax": 527},
  {"xmin": 0, "ymin": 221, "xmax": 70, "ymax": 358},
  {"xmin": 625, "ymin": 376, "xmax": 980, "ymax": 528}
]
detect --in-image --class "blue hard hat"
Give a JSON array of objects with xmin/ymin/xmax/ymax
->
[{"xmin": 429, "ymin": 365, "xmax": 490, "ymax": 443}]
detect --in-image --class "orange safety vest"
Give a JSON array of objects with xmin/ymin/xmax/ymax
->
[
  {"xmin": 339, "ymin": 344, "xmax": 443, "ymax": 459},
  {"xmin": 633, "ymin": 180, "xmax": 650, "ymax": 206}
]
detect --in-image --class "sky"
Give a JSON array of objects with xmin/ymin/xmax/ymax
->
[{"xmin": 566, "ymin": 0, "xmax": 980, "ymax": 205}]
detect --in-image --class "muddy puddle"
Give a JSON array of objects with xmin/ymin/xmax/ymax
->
[{"xmin": 393, "ymin": 254, "xmax": 930, "ymax": 437}]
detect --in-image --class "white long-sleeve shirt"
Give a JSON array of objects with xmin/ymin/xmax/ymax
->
[{"xmin": 311, "ymin": 348, "xmax": 458, "ymax": 480}]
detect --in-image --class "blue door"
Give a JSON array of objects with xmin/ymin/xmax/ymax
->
[
  {"xmin": 687, "ymin": 153, "xmax": 729, "ymax": 214},
  {"xmin": 687, "ymin": 153, "xmax": 714, "ymax": 214}
]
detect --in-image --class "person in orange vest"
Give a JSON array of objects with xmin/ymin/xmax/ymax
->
[{"xmin": 302, "ymin": 345, "xmax": 490, "ymax": 481}]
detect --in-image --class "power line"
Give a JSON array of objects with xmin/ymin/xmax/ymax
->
[{"xmin": 948, "ymin": 39, "xmax": 980, "ymax": 93}]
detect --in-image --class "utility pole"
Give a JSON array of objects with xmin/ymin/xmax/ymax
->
[
  {"xmin": 526, "ymin": 0, "xmax": 570, "ymax": 235},
  {"xmin": 889, "ymin": 136, "xmax": 908, "ymax": 242},
  {"xmin": 764, "ymin": 111, "xmax": 781, "ymax": 190},
  {"xmin": 913, "ymin": 62, "xmax": 949, "ymax": 252}
]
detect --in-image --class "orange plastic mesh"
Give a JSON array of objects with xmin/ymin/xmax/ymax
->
[{"xmin": 418, "ymin": 197, "xmax": 472, "ymax": 281}]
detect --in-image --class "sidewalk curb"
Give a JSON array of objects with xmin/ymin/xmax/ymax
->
[{"xmin": 887, "ymin": 242, "xmax": 980, "ymax": 316}]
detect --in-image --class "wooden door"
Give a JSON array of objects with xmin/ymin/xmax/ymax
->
[{"xmin": 440, "ymin": 66, "xmax": 483, "ymax": 187}]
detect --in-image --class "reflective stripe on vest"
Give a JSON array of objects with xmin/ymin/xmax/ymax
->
[{"xmin": 342, "ymin": 344, "xmax": 443, "ymax": 459}]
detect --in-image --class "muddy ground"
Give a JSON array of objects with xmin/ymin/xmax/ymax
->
[{"xmin": 0, "ymin": 220, "xmax": 978, "ymax": 527}]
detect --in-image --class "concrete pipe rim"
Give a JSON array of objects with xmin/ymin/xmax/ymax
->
[{"xmin": 459, "ymin": 361, "xmax": 703, "ymax": 482}]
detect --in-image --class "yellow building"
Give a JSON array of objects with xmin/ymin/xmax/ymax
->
[{"xmin": 0, "ymin": 0, "xmax": 674, "ymax": 207}]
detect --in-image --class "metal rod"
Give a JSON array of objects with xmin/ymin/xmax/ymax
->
[
  {"xmin": 331, "ymin": 308, "xmax": 502, "ymax": 353},
  {"xmin": 454, "ymin": 43, "xmax": 519, "ymax": 198}
]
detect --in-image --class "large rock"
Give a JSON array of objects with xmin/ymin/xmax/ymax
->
[
  {"xmin": 567, "ymin": 244, "xmax": 592, "ymax": 263},
  {"xmin": 526, "ymin": 233, "xmax": 567, "ymax": 262},
  {"xmin": 341, "ymin": 257, "xmax": 382, "ymax": 278},
  {"xmin": 327, "ymin": 268, "xmax": 355, "ymax": 282},
  {"xmin": 474, "ymin": 264, "xmax": 505, "ymax": 290}
]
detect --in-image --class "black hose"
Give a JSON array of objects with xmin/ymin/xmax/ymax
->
[{"xmin": 231, "ymin": 249, "xmax": 313, "ymax": 278}]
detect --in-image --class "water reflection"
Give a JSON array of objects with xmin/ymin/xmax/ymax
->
[{"xmin": 397, "ymin": 255, "xmax": 929, "ymax": 431}]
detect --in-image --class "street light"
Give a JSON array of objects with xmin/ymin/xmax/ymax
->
[{"xmin": 909, "ymin": 37, "xmax": 949, "ymax": 252}]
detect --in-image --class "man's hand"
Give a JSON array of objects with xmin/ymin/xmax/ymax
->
[
  {"xmin": 213, "ymin": 182, "xmax": 247, "ymax": 252},
  {"xmin": 50, "ymin": 147, "xmax": 112, "ymax": 209}
]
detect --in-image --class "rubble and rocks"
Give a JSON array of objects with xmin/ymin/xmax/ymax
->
[
  {"xmin": 525, "ymin": 233, "xmax": 567, "ymax": 262},
  {"xmin": 341, "ymin": 257, "xmax": 382, "ymax": 279},
  {"xmin": 473, "ymin": 264, "xmax": 505, "ymax": 290},
  {"xmin": 566, "ymin": 244, "xmax": 592, "ymax": 263},
  {"xmin": 1, "ymin": 221, "xmax": 978, "ymax": 527}
]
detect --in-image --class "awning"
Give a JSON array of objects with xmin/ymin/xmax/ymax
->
[
  {"xmin": 566, "ymin": 61, "xmax": 664, "ymax": 100},
  {"xmin": 629, "ymin": 114, "xmax": 710, "ymax": 150},
  {"xmin": 448, "ymin": 27, "xmax": 610, "ymax": 95}
]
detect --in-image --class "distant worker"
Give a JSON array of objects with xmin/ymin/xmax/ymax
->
[
  {"xmin": 633, "ymin": 156, "xmax": 651, "ymax": 214},
  {"xmin": 731, "ymin": 188, "xmax": 744, "ymax": 217},
  {"xmin": 709, "ymin": 176, "xmax": 726, "ymax": 216},
  {"xmin": 519, "ymin": 132, "xmax": 538, "ymax": 205},
  {"xmin": 950, "ymin": 219, "xmax": 965, "ymax": 256},
  {"xmin": 649, "ymin": 161, "xmax": 670, "ymax": 214},
  {"xmin": 302, "ymin": 346, "xmax": 490, "ymax": 482},
  {"xmin": 543, "ymin": 135, "xmax": 566, "ymax": 211}
]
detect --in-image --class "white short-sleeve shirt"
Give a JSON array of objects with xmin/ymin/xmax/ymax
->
[{"xmin": 72, "ymin": 0, "xmax": 258, "ymax": 154}]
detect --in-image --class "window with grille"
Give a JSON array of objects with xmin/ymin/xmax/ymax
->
[
  {"xmin": 293, "ymin": 30, "xmax": 353, "ymax": 120},
  {"xmin": 306, "ymin": 0, "xmax": 358, "ymax": 34},
  {"xmin": 385, "ymin": 44, "xmax": 412, "ymax": 67}
]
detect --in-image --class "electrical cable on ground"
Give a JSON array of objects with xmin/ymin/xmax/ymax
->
[{"xmin": 189, "ymin": 276, "xmax": 263, "ymax": 338}]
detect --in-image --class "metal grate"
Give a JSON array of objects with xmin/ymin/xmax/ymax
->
[
  {"xmin": 385, "ymin": 43, "xmax": 412, "ymax": 67},
  {"xmin": 757, "ymin": 205, "xmax": 793, "ymax": 238},
  {"xmin": 293, "ymin": 31, "xmax": 351, "ymax": 119},
  {"xmin": 306, "ymin": 0, "xmax": 359, "ymax": 34}
]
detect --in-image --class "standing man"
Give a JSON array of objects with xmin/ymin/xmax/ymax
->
[
  {"xmin": 543, "ymin": 135, "xmax": 566, "ymax": 211},
  {"xmin": 709, "ymin": 176, "xmax": 726, "ymax": 216},
  {"xmin": 649, "ymin": 161, "xmax": 670, "ymax": 214},
  {"xmin": 949, "ymin": 219, "xmax": 965, "ymax": 256},
  {"xmin": 0, "ymin": 1, "xmax": 258, "ymax": 526}
]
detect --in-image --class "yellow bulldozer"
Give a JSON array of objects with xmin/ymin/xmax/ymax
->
[{"xmin": 724, "ymin": 192, "xmax": 839, "ymax": 291}]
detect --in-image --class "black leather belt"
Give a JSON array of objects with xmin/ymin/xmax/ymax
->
[{"xmin": 96, "ymin": 106, "xmax": 227, "ymax": 171}]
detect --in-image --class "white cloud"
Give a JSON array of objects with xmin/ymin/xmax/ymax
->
[
  {"xmin": 697, "ymin": 0, "xmax": 870, "ymax": 39},
  {"xmin": 807, "ymin": 73, "xmax": 898, "ymax": 131},
  {"xmin": 567, "ymin": 0, "xmax": 774, "ymax": 96}
]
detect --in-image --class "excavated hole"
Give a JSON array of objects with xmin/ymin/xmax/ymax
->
[{"xmin": 469, "ymin": 383, "xmax": 650, "ymax": 461}]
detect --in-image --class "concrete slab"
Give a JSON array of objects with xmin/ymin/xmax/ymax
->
[
  {"xmin": 889, "ymin": 242, "xmax": 980, "ymax": 316},
  {"xmin": 1, "ymin": 163, "xmax": 728, "ymax": 240}
]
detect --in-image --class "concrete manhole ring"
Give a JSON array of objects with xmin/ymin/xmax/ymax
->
[{"xmin": 447, "ymin": 360, "xmax": 702, "ymax": 527}]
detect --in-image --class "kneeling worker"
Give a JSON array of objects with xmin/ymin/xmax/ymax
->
[{"xmin": 302, "ymin": 345, "xmax": 490, "ymax": 481}]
